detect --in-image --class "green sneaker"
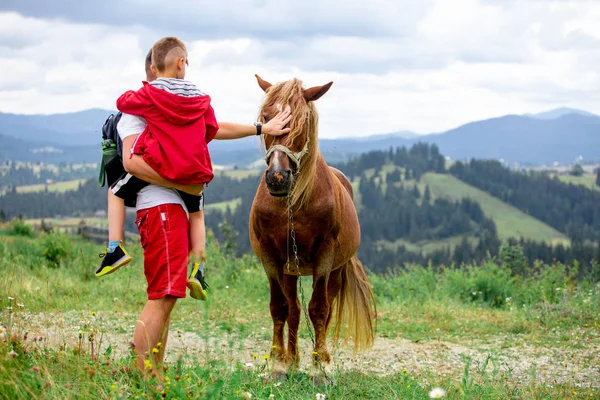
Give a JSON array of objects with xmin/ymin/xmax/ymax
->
[{"xmin": 187, "ymin": 262, "xmax": 209, "ymax": 300}]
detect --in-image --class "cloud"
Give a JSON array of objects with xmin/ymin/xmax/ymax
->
[{"xmin": 1, "ymin": 0, "xmax": 600, "ymax": 138}]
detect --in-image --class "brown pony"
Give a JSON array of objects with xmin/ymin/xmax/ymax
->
[{"xmin": 249, "ymin": 75, "xmax": 376, "ymax": 379}]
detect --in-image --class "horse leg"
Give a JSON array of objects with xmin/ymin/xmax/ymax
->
[
  {"xmin": 267, "ymin": 275, "xmax": 289, "ymax": 378},
  {"xmin": 325, "ymin": 267, "xmax": 343, "ymax": 335},
  {"xmin": 283, "ymin": 274, "xmax": 300, "ymax": 366},
  {"xmin": 309, "ymin": 247, "xmax": 335, "ymax": 367}
]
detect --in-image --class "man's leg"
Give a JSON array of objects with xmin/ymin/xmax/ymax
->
[{"xmin": 134, "ymin": 295, "xmax": 177, "ymax": 373}]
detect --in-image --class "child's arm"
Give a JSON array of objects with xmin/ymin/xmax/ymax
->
[
  {"xmin": 215, "ymin": 107, "xmax": 292, "ymax": 140},
  {"xmin": 121, "ymin": 135, "xmax": 204, "ymax": 196},
  {"xmin": 189, "ymin": 210, "xmax": 206, "ymax": 263}
]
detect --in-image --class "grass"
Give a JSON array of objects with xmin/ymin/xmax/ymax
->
[
  {"xmin": 553, "ymin": 173, "xmax": 600, "ymax": 192},
  {"xmin": 420, "ymin": 173, "xmax": 570, "ymax": 245},
  {"xmin": 24, "ymin": 217, "xmax": 109, "ymax": 229},
  {"xmin": 1, "ymin": 227, "xmax": 599, "ymax": 398},
  {"xmin": 376, "ymin": 235, "xmax": 479, "ymax": 254},
  {"xmin": 205, "ymin": 198, "xmax": 242, "ymax": 213},
  {"xmin": 15, "ymin": 179, "xmax": 88, "ymax": 194}
]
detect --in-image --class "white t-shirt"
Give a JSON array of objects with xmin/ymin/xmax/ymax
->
[{"xmin": 117, "ymin": 113, "xmax": 188, "ymax": 214}]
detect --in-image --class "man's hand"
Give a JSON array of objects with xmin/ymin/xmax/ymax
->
[{"xmin": 262, "ymin": 106, "xmax": 292, "ymax": 136}]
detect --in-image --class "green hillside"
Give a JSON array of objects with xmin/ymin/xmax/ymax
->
[{"xmin": 420, "ymin": 173, "xmax": 569, "ymax": 245}]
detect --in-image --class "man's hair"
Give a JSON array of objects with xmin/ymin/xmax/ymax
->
[
  {"xmin": 144, "ymin": 48, "xmax": 153, "ymax": 77},
  {"xmin": 151, "ymin": 37, "xmax": 187, "ymax": 72}
]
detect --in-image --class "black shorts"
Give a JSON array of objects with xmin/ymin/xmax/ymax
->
[{"xmin": 111, "ymin": 171, "xmax": 204, "ymax": 213}]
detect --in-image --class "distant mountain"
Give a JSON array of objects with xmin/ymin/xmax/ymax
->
[
  {"xmin": 0, "ymin": 109, "xmax": 115, "ymax": 146},
  {"xmin": 1, "ymin": 108, "xmax": 599, "ymax": 166},
  {"xmin": 525, "ymin": 107, "xmax": 598, "ymax": 120}
]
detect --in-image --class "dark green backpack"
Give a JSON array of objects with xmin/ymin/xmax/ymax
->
[{"xmin": 98, "ymin": 112, "xmax": 123, "ymax": 187}]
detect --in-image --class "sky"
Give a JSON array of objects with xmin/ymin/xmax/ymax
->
[{"xmin": 1, "ymin": 0, "xmax": 600, "ymax": 138}]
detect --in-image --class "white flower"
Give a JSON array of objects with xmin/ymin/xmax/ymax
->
[
  {"xmin": 0, "ymin": 326, "xmax": 6, "ymax": 339},
  {"xmin": 273, "ymin": 382, "xmax": 281, "ymax": 387},
  {"xmin": 226, "ymin": 286, "xmax": 230, "ymax": 289},
  {"xmin": 7, "ymin": 297, "xmax": 14, "ymax": 301},
  {"xmin": 316, "ymin": 394, "xmax": 326, "ymax": 400},
  {"xmin": 8, "ymin": 350, "xmax": 17, "ymax": 358},
  {"xmin": 245, "ymin": 362, "xmax": 254, "ymax": 368},
  {"xmin": 269, "ymin": 395, "xmax": 275, "ymax": 399},
  {"xmin": 429, "ymin": 387, "xmax": 446, "ymax": 398},
  {"xmin": 241, "ymin": 392, "xmax": 252, "ymax": 400}
]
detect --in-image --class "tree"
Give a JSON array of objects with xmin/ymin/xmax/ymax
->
[
  {"xmin": 570, "ymin": 164, "xmax": 584, "ymax": 177},
  {"xmin": 596, "ymin": 168, "xmax": 600, "ymax": 187}
]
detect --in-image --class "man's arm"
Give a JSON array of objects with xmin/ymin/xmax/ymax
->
[
  {"xmin": 121, "ymin": 135, "xmax": 204, "ymax": 196},
  {"xmin": 214, "ymin": 107, "xmax": 292, "ymax": 140}
]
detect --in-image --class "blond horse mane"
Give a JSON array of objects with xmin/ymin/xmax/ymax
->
[{"xmin": 260, "ymin": 78, "xmax": 320, "ymax": 210}]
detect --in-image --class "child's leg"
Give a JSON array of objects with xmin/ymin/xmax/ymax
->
[
  {"xmin": 133, "ymin": 296, "xmax": 177, "ymax": 375},
  {"xmin": 108, "ymin": 189, "xmax": 126, "ymax": 244},
  {"xmin": 187, "ymin": 210, "xmax": 209, "ymax": 300},
  {"xmin": 189, "ymin": 210, "xmax": 206, "ymax": 263},
  {"xmin": 96, "ymin": 189, "xmax": 132, "ymax": 277}
]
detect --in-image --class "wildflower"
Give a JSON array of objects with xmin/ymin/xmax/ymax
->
[
  {"xmin": 262, "ymin": 354, "xmax": 269, "ymax": 360},
  {"xmin": 429, "ymin": 387, "xmax": 446, "ymax": 398},
  {"xmin": 0, "ymin": 326, "xmax": 6, "ymax": 339},
  {"xmin": 113, "ymin": 297, "xmax": 118, "ymax": 302},
  {"xmin": 8, "ymin": 350, "xmax": 17, "ymax": 358},
  {"xmin": 401, "ymin": 369, "xmax": 408, "ymax": 374},
  {"xmin": 252, "ymin": 353, "xmax": 258, "ymax": 359},
  {"xmin": 269, "ymin": 395, "xmax": 275, "ymax": 399},
  {"xmin": 17, "ymin": 303, "xmax": 24, "ymax": 308},
  {"xmin": 144, "ymin": 359, "xmax": 152, "ymax": 370},
  {"xmin": 316, "ymin": 394, "xmax": 326, "ymax": 400},
  {"xmin": 90, "ymin": 312, "xmax": 96, "ymax": 317},
  {"xmin": 245, "ymin": 363, "xmax": 254, "ymax": 368},
  {"xmin": 152, "ymin": 347, "xmax": 159, "ymax": 354},
  {"xmin": 8, "ymin": 297, "xmax": 14, "ymax": 301},
  {"xmin": 157, "ymin": 385, "xmax": 163, "ymax": 390},
  {"xmin": 7, "ymin": 307, "xmax": 12, "ymax": 311},
  {"xmin": 156, "ymin": 342, "xmax": 162, "ymax": 348},
  {"xmin": 129, "ymin": 341, "xmax": 136, "ymax": 348},
  {"xmin": 241, "ymin": 392, "xmax": 252, "ymax": 400},
  {"xmin": 274, "ymin": 382, "xmax": 281, "ymax": 387}
]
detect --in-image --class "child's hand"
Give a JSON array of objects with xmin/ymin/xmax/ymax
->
[{"xmin": 263, "ymin": 106, "xmax": 292, "ymax": 136}]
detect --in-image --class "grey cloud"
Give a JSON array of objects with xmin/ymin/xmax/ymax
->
[{"xmin": 0, "ymin": 0, "xmax": 433, "ymax": 41}]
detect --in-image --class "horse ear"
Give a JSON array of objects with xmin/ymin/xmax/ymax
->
[
  {"xmin": 255, "ymin": 74, "xmax": 272, "ymax": 92},
  {"xmin": 303, "ymin": 82, "xmax": 333, "ymax": 102}
]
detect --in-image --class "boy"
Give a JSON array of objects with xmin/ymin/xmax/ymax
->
[{"xmin": 98, "ymin": 39, "xmax": 291, "ymax": 300}]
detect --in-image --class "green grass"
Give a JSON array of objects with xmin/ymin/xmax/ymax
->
[
  {"xmin": 205, "ymin": 198, "xmax": 242, "ymax": 213},
  {"xmin": 554, "ymin": 173, "xmax": 600, "ymax": 191},
  {"xmin": 15, "ymin": 179, "xmax": 88, "ymax": 194},
  {"xmin": 376, "ymin": 235, "xmax": 479, "ymax": 254},
  {"xmin": 420, "ymin": 173, "xmax": 570, "ymax": 245},
  {"xmin": 1, "ymin": 229, "xmax": 599, "ymax": 398}
]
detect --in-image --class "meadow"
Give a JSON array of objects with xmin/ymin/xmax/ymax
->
[{"xmin": 1, "ymin": 220, "xmax": 599, "ymax": 399}]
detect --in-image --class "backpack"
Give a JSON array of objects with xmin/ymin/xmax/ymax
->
[{"xmin": 98, "ymin": 112, "xmax": 123, "ymax": 187}]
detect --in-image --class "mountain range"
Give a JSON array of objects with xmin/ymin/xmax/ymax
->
[{"xmin": 0, "ymin": 107, "xmax": 598, "ymax": 166}]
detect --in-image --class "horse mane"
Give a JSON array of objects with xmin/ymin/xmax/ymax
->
[{"xmin": 260, "ymin": 78, "xmax": 320, "ymax": 210}]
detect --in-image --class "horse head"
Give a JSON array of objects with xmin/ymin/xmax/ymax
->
[{"xmin": 255, "ymin": 75, "xmax": 333, "ymax": 202}]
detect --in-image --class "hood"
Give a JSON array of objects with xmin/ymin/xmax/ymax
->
[{"xmin": 117, "ymin": 81, "xmax": 212, "ymax": 125}]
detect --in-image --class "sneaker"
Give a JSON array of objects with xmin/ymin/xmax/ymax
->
[
  {"xmin": 187, "ymin": 262, "xmax": 209, "ymax": 300},
  {"xmin": 96, "ymin": 241, "xmax": 132, "ymax": 277}
]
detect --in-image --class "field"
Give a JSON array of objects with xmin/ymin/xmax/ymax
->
[
  {"xmin": 420, "ymin": 173, "xmax": 570, "ymax": 245},
  {"xmin": 553, "ymin": 173, "xmax": 600, "ymax": 192},
  {"xmin": 205, "ymin": 198, "xmax": 242, "ymax": 213},
  {"xmin": 15, "ymin": 179, "xmax": 88, "ymax": 194},
  {"xmin": 1, "ymin": 224, "xmax": 599, "ymax": 399}
]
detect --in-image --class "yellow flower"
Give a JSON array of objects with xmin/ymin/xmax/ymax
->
[
  {"xmin": 401, "ymin": 369, "xmax": 408, "ymax": 374},
  {"xmin": 90, "ymin": 312, "xmax": 96, "ymax": 317},
  {"xmin": 157, "ymin": 342, "xmax": 162, "ymax": 348},
  {"xmin": 252, "ymin": 353, "xmax": 258, "ymax": 359},
  {"xmin": 144, "ymin": 359, "xmax": 152, "ymax": 370},
  {"xmin": 164, "ymin": 377, "xmax": 170, "ymax": 383},
  {"xmin": 262, "ymin": 354, "xmax": 270, "ymax": 360},
  {"xmin": 152, "ymin": 348, "xmax": 159, "ymax": 354}
]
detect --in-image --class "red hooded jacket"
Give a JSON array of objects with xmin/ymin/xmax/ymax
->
[{"xmin": 116, "ymin": 81, "xmax": 218, "ymax": 185}]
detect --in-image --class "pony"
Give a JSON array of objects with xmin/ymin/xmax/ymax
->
[{"xmin": 248, "ymin": 75, "xmax": 376, "ymax": 380}]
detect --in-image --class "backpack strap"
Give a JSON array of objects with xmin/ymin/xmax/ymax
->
[{"xmin": 98, "ymin": 113, "xmax": 122, "ymax": 187}]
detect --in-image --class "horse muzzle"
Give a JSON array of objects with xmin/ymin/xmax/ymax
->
[{"xmin": 265, "ymin": 167, "xmax": 292, "ymax": 197}]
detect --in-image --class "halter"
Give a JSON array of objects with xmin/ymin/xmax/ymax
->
[{"xmin": 264, "ymin": 125, "xmax": 310, "ymax": 170}]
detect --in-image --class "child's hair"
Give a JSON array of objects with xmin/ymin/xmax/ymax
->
[
  {"xmin": 151, "ymin": 37, "xmax": 187, "ymax": 72},
  {"xmin": 144, "ymin": 48, "xmax": 153, "ymax": 77}
]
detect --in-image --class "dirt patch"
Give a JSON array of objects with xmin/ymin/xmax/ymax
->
[{"xmin": 11, "ymin": 311, "xmax": 600, "ymax": 388}]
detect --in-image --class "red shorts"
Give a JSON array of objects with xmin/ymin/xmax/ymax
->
[{"xmin": 136, "ymin": 203, "xmax": 189, "ymax": 300}]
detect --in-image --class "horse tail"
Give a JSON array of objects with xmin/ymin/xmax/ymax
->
[{"xmin": 332, "ymin": 255, "xmax": 376, "ymax": 352}]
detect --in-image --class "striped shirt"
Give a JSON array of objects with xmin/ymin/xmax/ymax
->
[{"xmin": 150, "ymin": 78, "xmax": 205, "ymax": 97}]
